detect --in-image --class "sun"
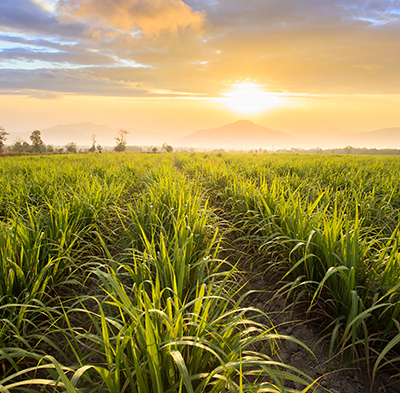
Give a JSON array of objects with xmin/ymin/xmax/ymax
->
[{"xmin": 222, "ymin": 82, "xmax": 285, "ymax": 115}]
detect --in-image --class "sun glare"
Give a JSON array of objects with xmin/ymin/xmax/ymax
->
[{"xmin": 222, "ymin": 82, "xmax": 286, "ymax": 115}]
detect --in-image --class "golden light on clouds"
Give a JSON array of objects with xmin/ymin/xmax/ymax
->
[
  {"xmin": 56, "ymin": 0, "xmax": 206, "ymax": 35},
  {"xmin": 222, "ymin": 83, "xmax": 288, "ymax": 115}
]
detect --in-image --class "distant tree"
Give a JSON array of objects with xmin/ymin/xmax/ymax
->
[
  {"xmin": 65, "ymin": 141, "xmax": 77, "ymax": 153},
  {"xmin": 12, "ymin": 138, "xmax": 31, "ymax": 153},
  {"xmin": 46, "ymin": 145, "xmax": 55, "ymax": 153},
  {"xmin": 96, "ymin": 144, "xmax": 103, "ymax": 153},
  {"xmin": 162, "ymin": 143, "xmax": 173, "ymax": 153},
  {"xmin": 0, "ymin": 126, "xmax": 9, "ymax": 153},
  {"xmin": 11, "ymin": 138, "xmax": 24, "ymax": 153},
  {"xmin": 89, "ymin": 134, "xmax": 97, "ymax": 152},
  {"xmin": 126, "ymin": 145, "xmax": 142, "ymax": 152},
  {"xmin": 30, "ymin": 130, "xmax": 44, "ymax": 153},
  {"xmin": 114, "ymin": 129, "xmax": 129, "ymax": 152},
  {"xmin": 152, "ymin": 147, "xmax": 158, "ymax": 154},
  {"xmin": 23, "ymin": 141, "xmax": 31, "ymax": 152},
  {"xmin": 46, "ymin": 144, "xmax": 54, "ymax": 153},
  {"xmin": 344, "ymin": 145, "xmax": 353, "ymax": 154}
]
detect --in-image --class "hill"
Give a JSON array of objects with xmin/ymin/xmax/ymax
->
[
  {"xmin": 176, "ymin": 120, "xmax": 301, "ymax": 150},
  {"xmin": 7, "ymin": 122, "xmax": 114, "ymax": 146},
  {"xmin": 336, "ymin": 128, "xmax": 400, "ymax": 149},
  {"xmin": 41, "ymin": 122, "xmax": 114, "ymax": 145}
]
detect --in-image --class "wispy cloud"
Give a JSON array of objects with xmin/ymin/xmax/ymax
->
[
  {"xmin": 28, "ymin": 91, "xmax": 63, "ymax": 99},
  {"xmin": 0, "ymin": 47, "xmax": 116, "ymax": 66}
]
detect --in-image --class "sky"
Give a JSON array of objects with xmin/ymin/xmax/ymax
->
[{"xmin": 1, "ymin": 0, "xmax": 400, "ymax": 144}]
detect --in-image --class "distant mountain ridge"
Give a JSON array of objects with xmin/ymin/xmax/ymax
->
[
  {"xmin": 6, "ymin": 121, "xmax": 400, "ymax": 150},
  {"xmin": 336, "ymin": 127, "xmax": 400, "ymax": 149},
  {"xmin": 7, "ymin": 122, "xmax": 114, "ymax": 146},
  {"xmin": 176, "ymin": 120, "xmax": 301, "ymax": 149},
  {"xmin": 42, "ymin": 122, "xmax": 114, "ymax": 145}
]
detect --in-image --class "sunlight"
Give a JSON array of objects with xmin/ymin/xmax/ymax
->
[{"xmin": 222, "ymin": 82, "xmax": 286, "ymax": 114}]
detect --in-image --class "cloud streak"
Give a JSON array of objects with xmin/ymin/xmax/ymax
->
[{"xmin": 0, "ymin": 47, "xmax": 116, "ymax": 66}]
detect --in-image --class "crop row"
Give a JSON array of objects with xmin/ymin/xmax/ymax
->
[
  {"xmin": 0, "ymin": 154, "xmax": 312, "ymax": 392},
  {"xmin": 178, "ymin": 153, "xmax": 400, "ymax": 375}
]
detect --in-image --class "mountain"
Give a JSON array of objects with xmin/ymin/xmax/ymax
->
[
  {"xmin": 336, "ymin": 128, "xmax": 400, "ymax": 149},
  {"xmin": 41, "ymin": 122, "xmax": 114, "ymax": 145},
  {"xmin": 7, "ymin": 122, "xmax": 114, "ymax": 146},
  {"xmin": 176, "ymin": 120, "xmax": 301, "ymax": 150}
]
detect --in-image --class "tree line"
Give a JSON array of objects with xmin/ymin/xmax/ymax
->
[
  {"xmin": 0, "ymin": 126, "xmax": 173, "ymax": 155},
  {"xmin": 0, "ymin": 128, "xmax": 81, "ymax": 154}
]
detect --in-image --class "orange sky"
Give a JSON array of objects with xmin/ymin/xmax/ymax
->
[{"xmin": 1, "ymin": 0, "xmax": 400, "ymax": 144}]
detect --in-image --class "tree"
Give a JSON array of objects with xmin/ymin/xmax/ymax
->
[
  {"xmin": 12, "ymin": 139, "xmax": 24, "ymax": 154},
  {"xmin": 344, "ymin": 145, "xmax": 353, "ymax": 154},
  {"xmin": 12, "ymin": 138, "xmax": 31, "ymax": 153},
  {"xmin": 46, "ymin": 144, "xmax": 54, "ymax": 153},
  {"xmin": 65, "ymin": 142, "xmax": 77, "ymax": 153},
  {"xmin": 30, "ymin": 130, "xmax": 44, "ymax": 153},
  {"xmin": 89, "ymin": 134, "xmax": 97, "ymax": 152},
  {"xmin": 23, "ymin": 141, "xmax": 31, "ymax": 152},
  {"xmin": 162, "ymin": 143, "xmax": 173, "ymax": 153},
  {"xmin": 0, "ymin": 126, "xmax": 9, "ymax": 153},
  {"xmin": 114, "ymin": 129, "xmax": 129, "ymax": 152}
]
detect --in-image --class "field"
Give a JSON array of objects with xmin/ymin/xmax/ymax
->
[{"xmin": 1, "ymin": 152, "xmax": 400, "ymax": 392}]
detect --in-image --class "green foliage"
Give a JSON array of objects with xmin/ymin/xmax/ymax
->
[
  {"xmin": 0, "ymin": 153, "xmax": 317, "ymax": 392},
  {"xmin": 29, "ymin": 130, "xmax": 44, "ymax": 153},
  {"xmin": 0, "ymin": 154, "xmax": 145, "ymax": 349},
  {"xmin": 5, "ymin": 151, "xmax": 400, "ymax": 391},
  {"xmin": 0, "ymin": 126, "xmax": 9, "ymax": 153},
  {"xmin": 11, "ymin": 138, "xmax": 31, "ymax": 154},
  {"xmin": 65, "ymin": 142, "xmax": 78, "ymax": 153},
  {"xmin": 179, "ymin": 152, "xmax": 400, "ymax": 372}
]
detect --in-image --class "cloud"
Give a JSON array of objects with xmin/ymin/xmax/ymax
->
[
  {"xmin": 28, "ymin": 91, "xmax": 64, "ymax": 99},
  {"xmin": 0, "ymin": 68, "xmax": 157, "ymax": 96},
  {"xmin": 0, "ymin": 0, "xmax": 86, "ymax": 38},
  {"xmin": 0, "ymin": 47, "xmax": 117, "ymax": 66},
  {"xmin": 56, "ymin": 0, "xmax": 206, "ymax": 35},
  {"xmin": 191, "ymin": 0, "xmax": 400, "ymax": 28}
]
